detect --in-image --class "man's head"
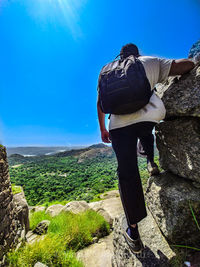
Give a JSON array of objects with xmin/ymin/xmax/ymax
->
[{"xmin": 120, "ymin": 43, "xmax": 140, "ymax": 59}]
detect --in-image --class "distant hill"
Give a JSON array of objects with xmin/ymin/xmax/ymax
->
[
  {"xmin": 8, "ymin": 143, "xmax": 113, "ymax": 166},
  {"xmin": 6, "ymin": 146, "xmax": 86, "ymax": 157},
  {"xmin": 54, "ymin": 143, "xmax": 112, "ymax": 159},
  {"xmin": 8, "ymin": 143, "xmax": 117, "ymax": 205}
]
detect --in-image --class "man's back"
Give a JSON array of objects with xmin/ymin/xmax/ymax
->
[{"xmin": 108, "ymin": 55, "xmax": 173, "ymax": 130}]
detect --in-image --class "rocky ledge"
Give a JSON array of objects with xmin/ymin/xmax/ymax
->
[{"xmin": 112, "ymin": 210, "xmax": 176, "ymax": 267}]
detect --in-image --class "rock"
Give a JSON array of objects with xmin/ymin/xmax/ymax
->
[
  {"xmin": 62, "ymin": 201, "xmax": 89, "ymax": 214},
  {"xmin": 0, "ymin": 146, "xmax": 28, "ymax": 265},
  {"xmin": 45, "ymin": 204, "xmax": 64, "ymax": 217},
  {"xmin": 92, "ymin": 237, "xmax": 98, "ymax": 244},
  {"xmin": 33, "ymin": 220, "xmax": 50, "ymax": 235},
  {"xmin": 30, "ymin": 206, "xmax": 46, "ymax": 213},
  {"xmin": 99, "ymin": 190, "xmax": 120, "ymax": 200},
  {"xmin": 145, "ymin": 172, "xmax": 200, "ymax": 246},
  {"xmin": 156, "ymin": 118, "xmax": 200, "ymax": 183},
  {"xmin": 189, "ymin": 40, "xmax": 200, "ymax": 58},
  {"xmin": 76, "ymin": 232, "xmax": 114, "ymax": 267},
  {"xmin": 96, "ymin": 208, "xmax": 113, "ymax": 226},
  {"xmin": 89, "ymin": 197, "xmax": 123, "ymax": 226},
  {"xmin": 34, "ymin": 262, "xmax": 48, "ymax": 267},
  {"xmin": 89, "ymin": 201, "xmax": 102, "ymax": 211},
  {"xmin": 13, "ymin": 192, "xmax": 29, "ymax": 234},
  {"xmin": 112, "ymin": 212, "xmax": 176, "ymax": 267},
  {"xmin": 156, "ymin": 64, "xmax": 200, "ymax": 118},
  {"xmin": 26, "ymin": 231, "xmax": 45, "ymax": 244}
]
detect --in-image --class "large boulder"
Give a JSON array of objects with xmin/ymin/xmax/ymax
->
[
  {"xmin": 156, "ymin": 118, "xmax": 200, "ymax": 183},
  {"xmin": 156, "ymin": 64, "xmax": 200, "ymax": 118},
  {"xmin": 13, "ymin": 191, "xmax": 29, "ymax": 234},
  {"xmin": 112, "ymin": 213, "xmax": 176, "ymax": 267},
  {"xmin": 62, "ymin": 200, "xmax": 89, "ymax": 214},
  {"xmin": 145, "ymin": 172, "xmax": 200, "ymax": 246},
  {"xmin": 45, "ymin": 204, "xmax": 64, "ymax": 217},
  {"xmin": 89, "ymin": 197, "xmax": 123, "ymax": 226}
]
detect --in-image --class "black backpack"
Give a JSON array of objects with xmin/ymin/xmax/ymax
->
[{"xmin": 98, "ymin": 55, "xmax": 152, "ymax": 115}]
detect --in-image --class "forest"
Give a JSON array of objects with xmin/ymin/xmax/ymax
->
[{"xmin": 9, "ymin": 145, "xmax": 159, "ymax": 206}]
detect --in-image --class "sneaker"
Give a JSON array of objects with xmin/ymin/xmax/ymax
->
[
  {"xmin": 123, "ymin": 228, "xmax": 144, "ymax": 254},
  {"xmin": 147, "ymin": 161, "xmax": 160, "ymax": 176}
]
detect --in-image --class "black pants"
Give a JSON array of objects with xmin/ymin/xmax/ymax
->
[{"xmin": 109, "ymin": 121, "xmax": 156, "ymax": 225}]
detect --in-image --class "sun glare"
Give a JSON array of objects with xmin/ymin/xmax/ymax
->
[{"xmin": 36, "ymin": 0, "xmax": 87, "ymax": 38}]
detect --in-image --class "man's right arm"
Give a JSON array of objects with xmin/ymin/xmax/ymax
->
[
  {"xmin": 97, "ymin": 96, "xmax": 111, "ymax": 143},
  {"xmin": 169, "ymin": 59, "xmax": 195, "ymax": 76}
]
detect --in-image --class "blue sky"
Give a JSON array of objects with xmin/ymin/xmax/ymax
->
[{"xmin": 0, "ymin": 0, "xmax": 199, "ymax": 146}]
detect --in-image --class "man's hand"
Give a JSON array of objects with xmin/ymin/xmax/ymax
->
[
  {"xmin": 101, "ymin": 129, "xmax": 111, "ymax": 143},
  {"xmin": 193, "ymin": 53, "xmax": 200, "ymax": 65}
]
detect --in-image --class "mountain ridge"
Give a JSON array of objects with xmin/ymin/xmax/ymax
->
[{"xmin": 6, "ymin": 145, "xmax": 86, "ymax": 157}]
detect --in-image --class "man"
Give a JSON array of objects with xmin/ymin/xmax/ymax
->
[{"xmin": 97, "ymin": 43, "xmax": 195, "ymax": 253}]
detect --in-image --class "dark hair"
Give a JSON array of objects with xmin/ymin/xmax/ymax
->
[{"xmin": 120, "ymin": 43, "xmax": 140, "ymax": 59}]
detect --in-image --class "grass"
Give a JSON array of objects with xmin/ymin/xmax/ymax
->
[
  {"xmin": 7, "ymin": 209, "xmax": 110, "ymax": 266},
  {"xmin": 48, "ymin": 210, "xmax": 110, "ymax": 251},
  {"xmin": 11, "ymin": 184, "xmax": 23, "ymax": 195},
  {"xmin": 7, "ymin": 236, "xmax": 83, "ymax": 267},
  {"xmin": 29, "ymin": 210, "xmax": 52, "ymax": 230}
]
